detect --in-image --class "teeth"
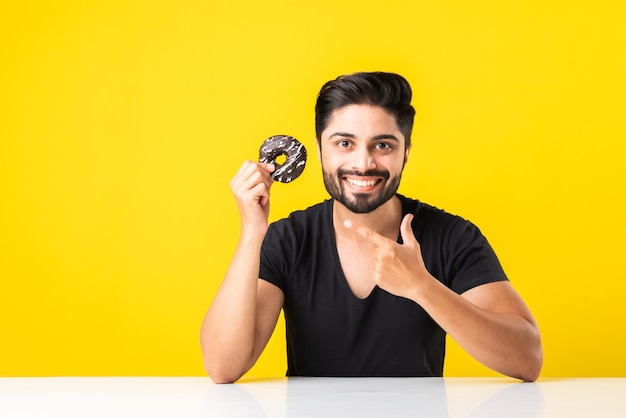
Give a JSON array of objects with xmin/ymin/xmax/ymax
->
[{"xmin": 346, "ymin": 178, "xmax": 377, "ymax": 187}]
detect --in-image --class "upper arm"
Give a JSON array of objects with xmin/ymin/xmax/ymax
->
[{"xmin": 461, "ymin": 281, "xmax": 538, "ymax": 327}]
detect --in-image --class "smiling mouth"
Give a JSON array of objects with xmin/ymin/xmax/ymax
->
[{"xmin": 344, "ymin": 177, "xmax": 381, "ymax": 188}]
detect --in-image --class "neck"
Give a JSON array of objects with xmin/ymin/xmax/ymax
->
[{"xmin": 333, "ymin": 195, "xmax": 402, "ymax": 241}]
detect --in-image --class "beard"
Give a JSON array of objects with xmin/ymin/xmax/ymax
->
[{"xmin": 322, "ymin": 168, "xmax": 402, "ymax": 214}]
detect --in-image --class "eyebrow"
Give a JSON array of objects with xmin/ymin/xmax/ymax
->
[{"xmin": 327, "ymin": 132, "xmax": 401, "ymax": 142}]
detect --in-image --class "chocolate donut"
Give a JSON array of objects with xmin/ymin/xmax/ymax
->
[{"xmin": 259, "ymin": 135, "xmax": 307, "ymax": 183}]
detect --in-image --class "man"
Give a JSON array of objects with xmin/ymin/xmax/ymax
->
[{"xmin": 200, "ymin": 72, "xmax": 543, "ymax": 384}]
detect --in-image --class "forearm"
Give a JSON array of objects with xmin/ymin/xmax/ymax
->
[
  {"xmin": 411, "ymin": 279, "xmax": 543, "ymax": 382},
  {"xmin": 200, "ymin": 233, "xmax": 264, "ymax": 383}
]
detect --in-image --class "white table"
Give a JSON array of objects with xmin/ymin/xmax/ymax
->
[{"xmin": 0, "ymin": 377, "xmax": 624, "ymax": 417}]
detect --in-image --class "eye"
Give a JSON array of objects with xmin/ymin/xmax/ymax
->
[
  {"xmin": 374, "ymin": 142, "xmax": 392, "ymax": 151},
  {"xmin": 337, "ymin": 140, "xmax": 351, "ymax": 148}
]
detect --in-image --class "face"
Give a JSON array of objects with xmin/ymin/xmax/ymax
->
[{"xmin": 319, "ymin": 104, "xmax": 410, "ymax": 214}]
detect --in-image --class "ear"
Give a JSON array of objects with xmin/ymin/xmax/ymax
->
[
  {"xmin": 316, "ymin": 139, "xmax": 322, "ymax": 163},
  {"xmin": 404, "ymin": 144, "xmax": 412, "ymax": 165}
]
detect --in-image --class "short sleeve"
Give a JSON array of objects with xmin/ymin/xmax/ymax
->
[
  {"xmin": 259, "ymin": 222, "xmax": 290, "ymax": 291},
  {"xmin": 446, "ymin": 220, "xmax": 509, "ymax": 294}
]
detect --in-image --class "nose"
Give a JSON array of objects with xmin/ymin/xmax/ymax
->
[{"xmin": 351, "ymin": 146, "xmax": 376, "ymax": 172}]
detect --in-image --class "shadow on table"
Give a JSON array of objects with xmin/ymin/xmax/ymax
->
[
  {"xmin": 206, "ymin": 377, "xmax": 295, "ymax": 417},
  {"xmin": 445, "ymin": 379, "xmax": 545, "ymax": 418}
]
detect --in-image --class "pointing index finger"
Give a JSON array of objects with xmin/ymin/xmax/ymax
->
[{"xmin": 343, "ymin": 219, "xmax": 389, "ymax": 247}]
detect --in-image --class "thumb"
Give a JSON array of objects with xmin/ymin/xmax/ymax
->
[{"xmin": 400, "ymin": 214, "xmax": 417, "ymax": 247}]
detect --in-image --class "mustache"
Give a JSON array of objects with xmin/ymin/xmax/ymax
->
[{"xmin": 337, "ymin": 169, "xmax": 390, "ymax": 180}]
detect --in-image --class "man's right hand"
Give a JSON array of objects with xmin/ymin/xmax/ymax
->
[{"xmin": 230, "ymin": 161, "xmax": 275, "ymax": 236}]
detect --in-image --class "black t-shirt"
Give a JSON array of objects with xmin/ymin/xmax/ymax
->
[{"xmin": 259, "ymin": 194, "xmax": 508, "ymax": 377}]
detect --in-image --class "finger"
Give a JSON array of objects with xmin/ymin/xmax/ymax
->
[
  {"xmin": 234, "ymin": 161, "xmax": 274, "ymax": 181},
  {"xmin": 231, "ymin": 161, "xmax": 256, "ymax": 189},
  {"xmin": 234, "ymin": 162, "xmax": 274, "ymax": 192},
  {"xmin": 399, "ymin": 214, "xmax": 417, "ymax": 248},
  {"xmin": 343, "ymin": 219, "xmax": 390, "ymax": 247},
  {"xmin": 234, "ymin": 160, "xmax": 252, "ymax": 177},
  {"xmin": 250, "ymin": 181, "xmax": 270, "ymax": 206},
  {"xmin": 371, "ymin": 262, "xmax": 381, "ymax": 283},
  {"xmin": 261, "ymin": 162, "xmax": 276, "ymax": 173}
]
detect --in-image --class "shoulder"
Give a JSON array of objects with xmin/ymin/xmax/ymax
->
[
  {"xmin": 398, "ymin": 195, "xmax": 508, "ymax": 291},
  {"xmin": 265, "ymin": 199, "xmax": 332, "ymax": 243},
  {"xmin": 398, "ymin": 194, "xmax": 471, "ymax": 234},
  {"xmin": 260, "ymin": 200, "xmax": 333, "ymax": 287},
  {"xmin": 270, "ymin": 199, "xmax": 331, "ymax": 229},
  {"xmin": 398, "ymin": 194, "xmax": 492, "ymax": 256}
]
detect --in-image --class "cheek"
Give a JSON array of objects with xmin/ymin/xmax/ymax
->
[
  {"xmin": 320, "ymin": 150, "xmax": 342, "ymax": 171},
  {"xmin": 380, "ymin": 154, "xmax": 405, "ymax": 171}
]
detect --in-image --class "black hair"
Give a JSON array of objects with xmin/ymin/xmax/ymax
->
[{"xmin": 314, "ymin": 72, "xmax": 416, "ymax": 148}]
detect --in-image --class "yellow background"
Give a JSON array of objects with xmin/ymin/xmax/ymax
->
[{"xmin": 1, "ymin": 1, "xmax": 625, "ymax": 378}]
